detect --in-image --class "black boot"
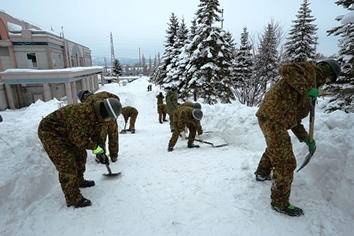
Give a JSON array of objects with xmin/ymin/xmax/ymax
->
[
  {"xmin": 271, "ymin": 203, "xmax": 304, "ymax": 217},
  {"xmin": 80, "ymin": 179, "xmax": 95, "ymax": 188},
  {"xmin": 188, "ymin": 144, "xmax": 200, "ymax": 148},
  {"xmin": 74, "ymin": 197, "xmax": 92, "ymax": 208}
]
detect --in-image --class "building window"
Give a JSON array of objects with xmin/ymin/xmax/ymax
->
[
  {"xmin": 58, "ymin": 55, "xmax": 63, "ymax": 67},
  {"xmin": 52, "ymin": 54, "xmax": 57, "ymax": 68},
  {"xmin": 27, "ymin": 53, "xmax": 37, "ymax": 68}
]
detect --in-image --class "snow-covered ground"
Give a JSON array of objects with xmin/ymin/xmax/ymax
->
[{"xmin": 0, "ymin": 77, "xmax": 353, "ymax": 236}]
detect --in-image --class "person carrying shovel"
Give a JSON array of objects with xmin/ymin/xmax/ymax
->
[
  {"xmin": 77, "ymin": 89, "xmax": 120, "ymax": 163},
  {"xmin": 121, "ymin": 106, "xmax": 139, "ymax": 134},
  {"xmin": 254, "ymin": 59, "xmax": 341, "ymax": 217},
  {"xmin": 38, "ymin": 98, "xmax": 122, "ymax": 208}
]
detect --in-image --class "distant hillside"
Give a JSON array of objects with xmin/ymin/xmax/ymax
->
[{"xmin": 92, "ymin": 57, "xmax": 140, "ymax": 66}]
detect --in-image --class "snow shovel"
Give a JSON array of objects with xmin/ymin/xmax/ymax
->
[
  {"xmin": 120, "ymin": 122, "xmax": 127, "ymax": 134},
  {"xmin": 297, "ymin": 97, "xmax": 317, "ymax": 172},
  {"xmin": 103, "ymin": 163, "xmax": 121, "ymax": 177},
  {"xmin": 193, "ymin": 138, "xmax": 228, "ymax": 148},
  {"xmin": 101, "ymin": 153, "xmax": 121, "ymax": 177}
]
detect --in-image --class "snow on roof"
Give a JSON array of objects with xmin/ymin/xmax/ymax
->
[{"xmin": 0, "ymin": 66, "xmax": 103, "ymax": 74}]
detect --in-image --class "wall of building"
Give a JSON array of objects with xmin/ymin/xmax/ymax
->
[{"xmin": 0, "ymin": 83, "xmax": 8, "ymax": 110}]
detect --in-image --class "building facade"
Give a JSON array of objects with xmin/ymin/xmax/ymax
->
[{"xmin": 0, "ymin": 11, "xmax": 103, "ymax": 110}]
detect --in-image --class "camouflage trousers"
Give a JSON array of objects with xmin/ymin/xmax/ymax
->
[
  {"xmin": 126, "ymin": 113, "xmax": 138, "ymax": 130},
  {"xmin": 167, "ymin": 110, "xmax": 175, "ymax": 130},
  {"xmin": 99, "ymin": 121, "xmax": 118, "ymax": 159},
  {"xmin": 168, "ymin": 123, "xmax": 197, "ymax": 148},
  {"xmin": 255, "ymin": 116, "xmax": 297, "ymax": 208},
  {"xmin": 38, "ymin": 128, "xmax": 87, "ymax": 206},
  {"xmin": 158, "ymin": 104, "xmax": 167, "ymax": 122}
]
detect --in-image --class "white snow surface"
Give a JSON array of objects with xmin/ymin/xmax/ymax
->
[{"xmin": 0, "ymin": 77, "xmax": 353, "ymax": 236}]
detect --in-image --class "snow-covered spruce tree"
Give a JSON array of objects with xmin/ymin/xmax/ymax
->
[
  {"xmin": 325, "ymin": 0, "xmax": 354, "ymax": 113},
  {"xmin": 149, "ymin": 53, "xmax": 161, "ymax": 81},
  {"xmin": 163, "ymin": 17, "xmax": 189, "ymax": 90},
  {"xmin": 174, "ymin": 18, "xmax": 197, "ymax": 101},
  {"xmin": 254, "ymin": 21, "xmax": 282, "ymax": 102},
  {"xmin": 112, "ymin": 59, "xmax": 123, "ymax": 77},
  {"xmin": 152, "ymin": 13, "xmax": 179, "ymax": 86},
  {"xmin": 283, "ymin": 0, "xmax": 318, "ymax": 62},
  {"xmin": 232, "ymin": 26, "xmax": 256, "ymax": 106},
  {"xmin": 182, "ymin": 0, "xmax": 235, "ymax": 104}
]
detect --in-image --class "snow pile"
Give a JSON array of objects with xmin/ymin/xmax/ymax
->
[{"xmin": 0, "ymin": 77, "xmax": 353, "ymax": 235}]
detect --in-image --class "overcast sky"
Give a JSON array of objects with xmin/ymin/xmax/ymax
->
[{"xmin": 1, "ymin": 0, "xmax": 347, "ymax": 59}]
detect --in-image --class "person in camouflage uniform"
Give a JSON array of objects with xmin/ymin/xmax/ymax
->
[
  {"xmin": 121, "ymin": 106, "xmax": 139, "ymax": 133},
  {"xmin": 78, "ymin": 90, "xmax": 120, "ymax": 163},
  {"xmin": 156, "ymin": 92, "xmax": 167, "ymax": 124},
  {"xmin": 168, "ymin": 105, "xmax": 203, "ymax": 152},
  {"xmin": 177, "ymin": 102, "xmax": 203, "ymax": 135},
  {"xmin": 254, "ymin": 60, "xmax": 341, "ymax": 217},
  {"xmin": 165, "ymin": 87, "xmax": 179, "ymax": 132},
  {"xmin": 38, "ymin": 98, "xmax": 122, "ymax": 208}
]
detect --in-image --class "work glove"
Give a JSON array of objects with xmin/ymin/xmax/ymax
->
[
  {"xmin": 93, "ymin": 145, "xmax": 105, "ymax": 155},
  {"xmin": 306, "ymin": 88, "xmax": 319, "ymax": 101},
  {"xmin": 303, "ymin": 137, "xmax": 316, "ymax": 152}
]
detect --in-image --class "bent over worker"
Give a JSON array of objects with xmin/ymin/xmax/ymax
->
[
  {"xmin": 78, "ymin": 89, "xmax": 120, "ymax": 162},
  {"xmin": 168, "ymin": 106, "xmax": 203, "ymax": 152},
  {"xmin": 38, "ymin": 98, "xmax": 122, "ymax": 208}
]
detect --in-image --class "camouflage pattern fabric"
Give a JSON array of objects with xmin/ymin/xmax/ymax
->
[
  {"xmin": 165, "ymin": 90, "xmax": 178, "ymax": 129},
  {"xmin": 255, "ymin": 62, "xmax": 327, "ymax": 208},
  {"xmin": 38, "ymin": 102, "xmax": 105, "ymax": 206},
  {"xmin": 156, "ymin": 93, "xmax": 165, "ymax": 114},
  {"xmin": 122, "ymin": 106, "xmax": 139, "ymax": 130},
  {"xmin": 85, "ymin": 91, "xmax": 120, "ymax": 159},
  {"xmin": 177, "ymin": 101, "xmax": 194, "ymax": 109},
  {"xmin": 168, "ymin": 106, "xmax": 203, "ymax": 148},
  {"xmin": 158, "ymin": 104, "xmax": 167, "ymax": 123},
  {"xmin": 156, "ymin": 93, "xmax": 164, "ymax": 105}
]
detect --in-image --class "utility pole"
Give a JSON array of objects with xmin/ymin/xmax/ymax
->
[
  {"xmin": 221, "ymin": 9, "xmax": 224, "ymax": 29},
  {"xmin": 110, "ymin": 32, "xmax": 115, "ymax": 69},
  {"xmin": 139, "ymin": 47, "xmax": 141, "ymax": 74}
]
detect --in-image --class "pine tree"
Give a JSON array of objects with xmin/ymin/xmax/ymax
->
[
  {"xmin": 325, "ymin": 0, "xmax": 354, "ymax": 113},
  {"xmin": 283, "ymin": 0, "xmax": 318, "ymax": 62},
  {"xmin": 112, "ymin": 59, "xmax": 123, "ymax": 77},
  {"xmin": 163, "ymin": 17, "xmax": 189, "ymax": 89},
  {"xmin": 152, "ymin": 13, "xmax": 179, "ymax": 86},
  {"xmin": 182, "ymin": 0, "xmax": 235, "ymax": 104},
  {"xmin": 255, "ymin": 21, "xmax": 282, "ymax": 96},
  {"xmin": 232, "ymin": 26, "xmax": 256, "ymax": 106}
]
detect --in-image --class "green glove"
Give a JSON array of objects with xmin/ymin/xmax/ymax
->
[
  {"xmin": 306, "ymin": 88, "xmax": 319, "ymax": 100},
  {"xmin": 93, "ymin": 145, "xmax": 104, "ymax": 154},
  {"xmin": 303, "ymin": 137, "xmax": 316, "ymax": 151}
]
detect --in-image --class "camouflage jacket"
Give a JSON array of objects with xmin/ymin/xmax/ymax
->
[
  {"xmin": 174, "ymin": 106, "xmax": 203, "ymax": 134},
  {"xmin": 85, "ymin": 91, "xmax": 120, "ymax": 103},
  {"xmin": 38, "ymin": 102, "xmax": 105, "ymax": 150},
  {"xmin": 166, "ymin": 91, "xmax": 178, "ymax": 114},
  {"xmin": 121, "ymin": 106, "xmax": 138, "ymax": 122},
  {"xmin": 84, "ymin": 91, "xmax": 119, "ymax": 154},
  {"xmin": 256, "ymin": 62, "xmax": 325, "ymax": 140},
  {"xmin": 178, "ymin": 102, "xmax": 193, "ymax": 109},
  {"xmin": 156, "ymin": 93, "xmax": 164, "ymax": 105}
]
